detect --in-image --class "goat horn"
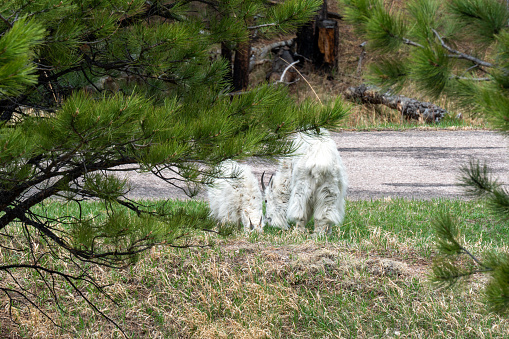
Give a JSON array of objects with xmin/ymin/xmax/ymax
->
[
  {"xmin": 249, "ymin": 218, "xmax": 254, "ymax": 231},
  {"xmin": 261, "ymin": 171, "xmax": 266, "ymax": 191}
]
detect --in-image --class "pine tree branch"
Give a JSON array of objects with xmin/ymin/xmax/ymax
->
[
  {"xmin": 433, "ymin": 267, "xmax": 494, "ymax": 283},
  {"xmin": 117, "ymin": 1, "xmax": 183, "ymax": 28},
  {"xmin": 0, "ymin": 156, "xmax": 136, "ymax": 230},
  {"xmin": 402, "ymin": 37, "xmax": 424, "ymax": 48},
  {"xmin": 0, "ymin": 13, "xmax": 13, "ymax": 28},
  {"xmin": 10, "ymin": 198, "xmax": 206, "ymax": 267},
  {"xmin": 460, "ymin": 246, "xmax": 492, "ymax": 270},
  {"xmin": 432, "ymin": 29, "xmax": 494, "ymax": 68},
  {"xmin": 459, "ymin": 160, "xmax": 499, "ymax": 198},
  {"xmin": 20, "ymin": 211, "xmax": 158, "ymax": 267},
  {"xmin": 38, "ymin": 65, "xmax": 84, "ymax": 83}
]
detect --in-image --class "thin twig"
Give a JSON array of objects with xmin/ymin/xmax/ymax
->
[
  {"xmin": 450, "ymin": 75, "xmax": 491, "ymax": 81},
  {"xmin": 64, "ymin": 276, "xmax": 128, "ymax": 338},
  {"xmin": 1, "ymin": 287, "xmax": 65, "ymax": 331},
  {"xmin": 460, "ymin": 245, "xmax": 492, "ymax": 270},
  {"xmin": 402, "ymin": 37, "xmax": 424, "ymax": 48},
  {"xmin": 0, "ymin": 13, "xmax": 12, "ymax": 28},
  {"xmin": 247, "ymin": 23, "xmax": 278, "ymax": 30}
]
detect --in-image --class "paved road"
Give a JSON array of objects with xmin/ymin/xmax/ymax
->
[
  {"xmin": 120, "ymin": 130, "xmax": 509, "ymax": 201},
  {"xmin": 336, "ymin": 130, "xmax": 508, "ymax": 200}
]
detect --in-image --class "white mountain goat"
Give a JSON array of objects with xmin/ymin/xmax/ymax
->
[
  {"xmin": 207, "ymin": 160, "xmax": 264, "ymax": 232},
  {"xmin": 261, "ymin": 158, "xmax": 293, "ymax": 229},
  {"xmin": 262, "ymin": 130, "xmax": 348, "ymax": 236}
]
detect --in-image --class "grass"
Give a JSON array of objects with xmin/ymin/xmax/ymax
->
[{"xmin": 3, "ymin": 198, "xmax": 509, "ymax": 338}]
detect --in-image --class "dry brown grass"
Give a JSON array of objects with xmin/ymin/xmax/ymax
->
[
  {"xmin": 4, "ymin": 199, "xmax": 509, "ymax": 338},
  {"xmin": 4, "ymin": 222, "xmax": 509, "ymax": 338},
  {"xmin": 1, "ymin": 236, "xmax": 420, "ymax": 338}
]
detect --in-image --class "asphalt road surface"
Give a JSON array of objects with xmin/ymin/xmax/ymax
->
[{"xmin": 120, "ymin": 130, "xmax": 509, "ymax": 201}]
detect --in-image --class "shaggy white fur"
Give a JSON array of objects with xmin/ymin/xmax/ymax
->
[
  {"xmin": 208, "ymin": 160, "xmax": 264, "ymax": 232},
  {"xmin": 263, "ymin": 158, "xmax": 292, "ymax": 229},
  {"xmin": 263, "ymin": 129, "xmax": 348, "ymax": 235}
]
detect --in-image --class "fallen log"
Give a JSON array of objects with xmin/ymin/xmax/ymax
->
[{"xmin": 345, "ymin": 84, "xmax": 460, "ymax": 123}]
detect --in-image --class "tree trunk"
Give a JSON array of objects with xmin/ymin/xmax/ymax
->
[
  {"xmin": 316, "ymin": 19, "xmax": 338, "ymax": 66},
  {"xmin": 345, "ymin": 84, "xmax": 458, "ymax": 123},
  {"xmin": 295, "ymin": 0, "xmax": 338, "ymax": 68},
  {"xmin": 296, "ymin": 21, "xmax": 315, "ymax": 61},
  {"xmin": 233, "ymin": 42, "xmax": 251, "ymax": 91},
  {"xmin": 221, "ymin": 42, "xmax": 233, "ymax": 83}
]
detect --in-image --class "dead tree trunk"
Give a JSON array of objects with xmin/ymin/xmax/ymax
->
[
  {"xmin": 296, "ymin": 21, "xmax": 315, "ymax": 61},
  {"xmin": 233, "ymin": 42, "xmax": 251, "ymax": 91},
  {"xmin": 345, "ymin": 84, "xmax": 458, "ymax": 123},
  {"xmin": 295, "ymin": 0, "xmax": 338, "ymax": 68},
  {"xmin": 221, "ymin": 42, "xmax": 233, "ymax": 83},
  {"xmin": 316, "ymin": 19, "xmax": 338, "ymax": 65}
]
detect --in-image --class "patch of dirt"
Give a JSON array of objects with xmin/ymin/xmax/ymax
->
[
  {"xmin": 364, "ymin": 258, "xmax": 410, "ymax": 277},
  {"xmin": 219, "ymin": 238, "xmax": 428, "ymax": 280}
]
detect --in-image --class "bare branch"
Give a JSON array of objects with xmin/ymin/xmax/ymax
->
[
  {"xmin": 63, "ymin": 276, "xmax": 128, "ymax": 338},
  {"xmin": 432, "ymin": 29, "xmax": 494, "ymax": 68},
  {"xmin": 402, "ymin": 37, "xmax": 424, "ymax": 48},
  {"xmin": 1, "ymin": 287, "xmax": 64, "ymax": 331},
  {"xmin": 248, "ymin": 23, "xmax": 278, "ymax": 30},
  {"xmin": 460, "ymin": 246, "xmax": 492, "ymax": 270},
  {"xmin": 450, "ymin": 75, "xmax": 491, "ymax": 81},
  {"xmin": 0, "ymin": 13, "xmax": 13, "ymax": 28}
]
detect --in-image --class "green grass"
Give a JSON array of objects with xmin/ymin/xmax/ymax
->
[
  {"xmin": 339, "ymin": 117, "xmax": 488, "ymax": 131},
  {"xmin": 3, "ymin": 198, "xmax": 509, "ymax": 338},
  {"xmin": 342, "ymin": 199, "xmax": 506, "ymax": 252}
]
